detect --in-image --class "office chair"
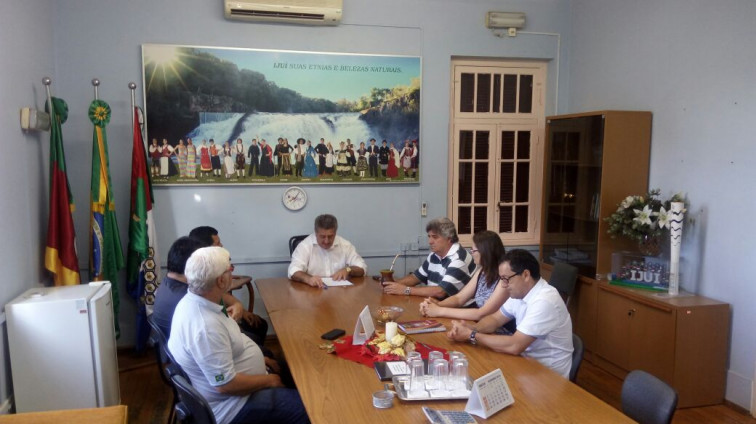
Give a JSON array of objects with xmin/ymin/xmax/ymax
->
[
  {"xmin": 171, "ymin": 374, "xmax": 218, "ymax": 424},
  {"xmin": 621, "ymin": 370, "xmax": 678, "ymax": 424},
  {"xmin": 146, "ymin": 314, "xmax": 178, "ymax": 424},
  {"xmin": 289, "ymin": 234, "xmax": 308, "ymax": 256},
  {"xmin": 569, "ymin": 333, "xmax": 584, "ymax": 383},
  {"xmin": 548, "ymin": 262, "xmax": 579, "ymax": 305}
]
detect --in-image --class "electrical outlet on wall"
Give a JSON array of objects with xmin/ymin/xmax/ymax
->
[{"xmin": 421, "ymin": 202, "xmax": 427, "ymax": 217}]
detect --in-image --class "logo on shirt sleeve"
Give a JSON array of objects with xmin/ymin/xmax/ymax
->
[{"xmin": 215, "ymin": 374, "xmax": 225, "ymax": 382}]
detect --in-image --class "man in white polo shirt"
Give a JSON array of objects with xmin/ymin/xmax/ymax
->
[
  {"xmin": 288, "ymin": 214, "xmax": 367, "ymax": 288},
  {"xmin": 446, "ymin": 249, "xmax": 574, "ymax": 379},
  {"xmin": 168, "ymin": 246, "xmax": 309, "ymax": 424}
]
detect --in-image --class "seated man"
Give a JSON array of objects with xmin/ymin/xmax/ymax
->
[
  {"xmin": 168, "ymin": 247, "xmax": 309, "ymax": 424},
  {"xmin": 383, "ymin": 217, "xmax": 475, "ymax": 299},
  {"xmin": 190, "ymin": 226, "xmax": 268, "ymax": 346},
  {"xmin": 152, "ymin": 236, "xmax": 204, "ymax": 338},
  {"xmin": 446, "ymin": 249, "xmax": 574, "ymax": 379},
  {"xmin": 288, "ymin": 214, "xmax": 367, "ymax": 288}
]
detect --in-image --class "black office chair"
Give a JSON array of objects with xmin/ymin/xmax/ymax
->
[
  {"xmin": 548, "ymin": 262, "xmax": 579, "ymax": 305},
  {"xmin": 289, "ymin": 234, "xmax": 308, "ymax": 256},
  {"xmin": 171, "ymin": 374, "xmax": 218, "ymax": 424},
  {"xmin": 146, "ymin": 314, "xmax": 179, "ymax": 424},
  {"xmin": 621, "ymin": 370, "xmax": 678, "ymax": 424},
  {"xmin": 569, "ymin": 333, "xmax": 584, "ymax": 383}
]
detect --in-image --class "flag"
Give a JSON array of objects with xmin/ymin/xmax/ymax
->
[
  {"xmin": 89, "ymin": 99, "xmax": 125, "ymax": 338},
  {"xmin": 44, "ymin": 97, "xmax": 81, "ymax": 286},
  {"xmin": 126, "ymin": 106, "xmax": 159, "ymax": 352}
]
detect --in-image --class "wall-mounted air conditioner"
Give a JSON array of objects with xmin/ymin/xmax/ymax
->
[{"xmin": 224, "ymin": 0, "xmax": 342, "ymax": 26}]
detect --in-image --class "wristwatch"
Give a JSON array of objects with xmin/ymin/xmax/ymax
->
[
  {"xmin": 469, "ymin": 330, "xmax": 478, "ymax": 345},
  {"xmin": 345, "ymin": 266, "xmax": 352, "ymax": 276},
  {"xmin": 404, "ymin": 286, "xmax": 412, "ymax": 296}
]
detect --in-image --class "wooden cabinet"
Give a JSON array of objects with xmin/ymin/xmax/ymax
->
[
  {"xmin": 595, "ymin": 283, "xmax": 729, "ymax": 408},
  {"xmin": 540, "ymin": 110, "xmax": 651, "ymax": 353}
]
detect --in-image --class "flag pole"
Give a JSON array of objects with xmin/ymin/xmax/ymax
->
[
  {"xmin": 92, "ymin": 78, "xmax": 100, "ymax": 100},
  {"xmin": 43, "ymin": 77, "xmax": 53, "ymax": 115},
  {"xmin": 129, "ymin": 82, "xmax": 136, "ymax": 138}
]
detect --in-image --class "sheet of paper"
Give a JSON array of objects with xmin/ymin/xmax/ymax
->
[
  {"xmin": 386, "ymin": 361, "xmax": 410, "ymax": 376},
  {"xmin": 352, "ymin": 305, "xmax": 375, "ymax": 345},
  {"xmin": 322, "ymin": 277, "xmax": 353, "ymax": 287}
]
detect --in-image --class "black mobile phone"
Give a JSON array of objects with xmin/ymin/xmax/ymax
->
[{"xmin": 321, "ymin": 328, "xmax": 346, "ymax": 340}]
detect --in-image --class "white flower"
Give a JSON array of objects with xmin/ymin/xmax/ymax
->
[
  {"xmin": 657, "ymin": 206, "xmax": 671, "ymax": 229},
  {"xmin": 620, "ymin": 195, "xmax": 635, "ymax": 209},
  {"xmin": 633, "ymin": 205, "xmax": 655, "ymax": 227}
]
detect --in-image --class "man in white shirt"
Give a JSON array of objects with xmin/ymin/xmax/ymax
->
[
  {"xmin": 288, "ymin": 214, "xmax": 367, "ymax": 288},
  {"xmin": 168, "ymin": 246, "xmax": 309, "ymax": 424},
  {"xmin": 446, "ymin": 249, "xmax": 574, "ymax": 379}
]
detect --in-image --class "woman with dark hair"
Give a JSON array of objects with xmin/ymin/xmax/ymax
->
[{"xmin": 420, "ymin": 230, "xmax": 509, "ymax": 323}]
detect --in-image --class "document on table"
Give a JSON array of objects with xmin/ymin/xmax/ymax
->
[{"xmin": 322, "ymin": 277, "xmax": 353, "ymax": 287}]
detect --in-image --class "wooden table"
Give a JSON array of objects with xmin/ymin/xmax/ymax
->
[
  {"xmin": 257, "ymin": 277, "xmax": 633, "ymax": 423},
  {"xmin": 0, "ymin": 405, "xmax": 127, "ymax": 424}
]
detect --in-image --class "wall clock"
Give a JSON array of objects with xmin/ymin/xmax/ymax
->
[{"xmin": 282, "ymin": 186, "xmax": 307, "ymax": 211}]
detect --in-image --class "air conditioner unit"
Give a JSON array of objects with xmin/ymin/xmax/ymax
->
[{"xmin": 224, "ymin": 0, "xmax": 342, "ymax": 26}]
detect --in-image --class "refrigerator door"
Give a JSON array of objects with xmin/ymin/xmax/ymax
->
[
  {"xmin": 5, "ymin": 282, "xmax": 120, "ymax": 412},
  {"xmin": 89, "ymin": 283, "xmax": 121, "ymax": 406}
]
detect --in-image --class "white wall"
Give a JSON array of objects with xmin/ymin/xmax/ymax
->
[
  {"xmin": 0, "ymin": 0, "xmax": 56, "ymax": 407},
  {"xmin": 568, "ymin": 0, "xmax": 756, "ymax": 410}
]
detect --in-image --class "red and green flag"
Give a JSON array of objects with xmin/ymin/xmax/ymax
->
[
  {"xmin": 44, "ymin": 97, "xmax": 81, "ymax": 286},
  {"xmin": 127, "ymin": 106, "xmax": 160, "ymax": 352},
  {"xmin": 89, "ymin": 99, "xmax": 124, "ymax": 338}
]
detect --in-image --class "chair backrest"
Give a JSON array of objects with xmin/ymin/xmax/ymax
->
[
  {"xmin": 171, "ymin": 374, "xmax": 218, "ymax": 424},
  {"xmin": 146, "ymin": 314, "xmax": 172, "ymax": 386},
  {"xmin": 621, "ymin": 370, "xmax": 678, "ymax": 424},
  {"xmin": 289, "ymin": 234, "xmax": 308, "ymax": 256},
  {"xmin": 570, "ymin": 333, "xmax": 584, "ymax": 383},
  {"xmin": 548, "ymin": 262, "xmax": 579, "ymax": 304}
]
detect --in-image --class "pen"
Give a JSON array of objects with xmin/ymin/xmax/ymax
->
[{"xmin": 322, "ymin": 284, "xmax": 328, "ymax": 290}]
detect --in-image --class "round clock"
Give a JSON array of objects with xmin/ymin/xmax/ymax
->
[{"xmin": 282, "ymin": 186, "xmax": 307, "ymax": 211}]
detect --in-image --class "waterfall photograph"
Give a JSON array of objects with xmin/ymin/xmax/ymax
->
[{"xmin": 141, "ymin": 44, "xmax": 421, "ymax": 185}]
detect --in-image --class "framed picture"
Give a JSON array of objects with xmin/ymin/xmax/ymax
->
[{"xmin": 142, "ymin": 44, "xmax": 421, "ymax": 186}]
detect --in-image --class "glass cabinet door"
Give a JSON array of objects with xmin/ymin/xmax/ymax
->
[{"xmin": 542, "ymin": 115, "xmax": 604, "ymax": 277}]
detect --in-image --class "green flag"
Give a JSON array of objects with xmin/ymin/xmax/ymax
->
[{"xmin": 89, "ymin": 99, "xmax": 124, "ymax": 338}]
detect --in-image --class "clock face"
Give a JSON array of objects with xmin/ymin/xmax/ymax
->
[{"xmin": 283, "ymin": 186, "xmax": 307, "ymax": 211}]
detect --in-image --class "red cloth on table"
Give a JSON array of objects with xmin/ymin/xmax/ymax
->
[{"xmin": 332, "ymin": 335, "xmax": 447, "ymax": 368}]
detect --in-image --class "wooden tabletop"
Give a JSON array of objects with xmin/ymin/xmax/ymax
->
[
  {"xmin": 0, "ymin": 405, "xmax": 127, "ymax": 424},
  {"xmin": 257, "ymin": 277, "xmax": 633, "ymax": 423}
]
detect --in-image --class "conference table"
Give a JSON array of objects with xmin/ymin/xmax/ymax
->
[{"xmin": 256, "ymin": 276, "xmax": 632, "ymax": 423}]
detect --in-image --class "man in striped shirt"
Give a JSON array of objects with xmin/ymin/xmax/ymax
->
[{"xmin": 384, "ymin": 217, "xmax": 476, "ymax": 299}]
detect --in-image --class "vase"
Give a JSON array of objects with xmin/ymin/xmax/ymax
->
[
  {"xmin": 638, "ymin": 234, "xmax": 661, "ymax": 257},
  {"xmin": 668, "ymin": 202, "xmax": 685, "ymax": 296}
]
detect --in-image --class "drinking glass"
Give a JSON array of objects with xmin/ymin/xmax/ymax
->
[
  {"xmin": 406, "ymin": 351, "xmax": 422, "ymax": 367},
  {"xmin": 448, "ymin": 351, "xmax": 466, "ymax": 364},
  {"xmin": 449, "ymin": 358, "xmax": 469, "ymax": 391},
  {"xmin": 427, "ymin": 351, "xmax": 443, "ymax": 374},
  {"xmin": 408, "ymin": 358, "xmax": 426, "ymax": 393},
  {"xmin": 428, "ymin": 358, "xmax": 449, "ymax": 391}
]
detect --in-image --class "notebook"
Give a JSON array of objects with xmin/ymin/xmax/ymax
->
[{"xmin": 398, "ymin": 319, "xmax": 446, "ymax": 334}]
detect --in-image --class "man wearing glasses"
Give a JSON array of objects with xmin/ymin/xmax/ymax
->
[{"xmin": 446, "ymin": 249, "xmax": 574, "ymax": 379}]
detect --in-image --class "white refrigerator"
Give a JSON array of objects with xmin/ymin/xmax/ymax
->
[{"xmin": 5, "ymin": 282, "xmax": 120, "ymax": 412}]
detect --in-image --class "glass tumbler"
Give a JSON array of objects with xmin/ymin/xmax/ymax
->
[
  {"xmin": 408, "ymin": 358, "xmax": 426, "ymax": 393},
  {"xmin": 450, "ymin": 358, "xmax": 469, "ymax": 391},
  {"xmin": 427, "ymin": 351, "xmax": 443, "ymax": 374},
  {"xmin": 429, "ymin": 358, "xmax": 449, "ymax": 390}
]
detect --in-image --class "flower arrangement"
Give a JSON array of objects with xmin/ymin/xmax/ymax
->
[{"xmin": 605, "ymin": 189, "xmax": 686, "ymax": 242}]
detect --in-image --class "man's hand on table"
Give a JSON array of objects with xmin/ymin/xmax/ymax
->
[
  {"xmin": 382, "ymin": 282, "xmax": 408, "ymax": 295},
  {"xmin": 305, "ymin": 275, "xmax": 326, "ymax": 288},
  {"xmin": 330, "ymin": 267, "xmax": 350, "ymax": 281},
  {"xmin": 447, "ymin": 320, "xmax": 474, "ymax": 342}
]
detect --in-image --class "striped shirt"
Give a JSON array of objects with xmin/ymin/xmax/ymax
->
[{"xmin": 413, "ymin": 243, "xmax": 476, "ymax": 296}]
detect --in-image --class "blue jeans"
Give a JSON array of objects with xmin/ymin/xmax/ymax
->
[{"xmin": 229, "ymin": 388, "xmax": 309, "ymax": 424}]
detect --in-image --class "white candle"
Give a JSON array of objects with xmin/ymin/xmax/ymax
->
[{"xmin": 385, "ymin": 322, "xmax": 398, "ymax": 341}]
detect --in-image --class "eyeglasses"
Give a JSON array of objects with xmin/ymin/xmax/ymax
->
[
  {"xmin": 500, "ymin": 271, "xmax": 522, "ymax": 284},
  {"xmin": 469, "ymin": 248, "xmax": 479, "ymax": 254}
]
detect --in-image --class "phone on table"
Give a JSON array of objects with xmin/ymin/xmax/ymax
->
[{"xmin": 321, "ymin": 328, "xmax": 346, "ymax": 340}]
